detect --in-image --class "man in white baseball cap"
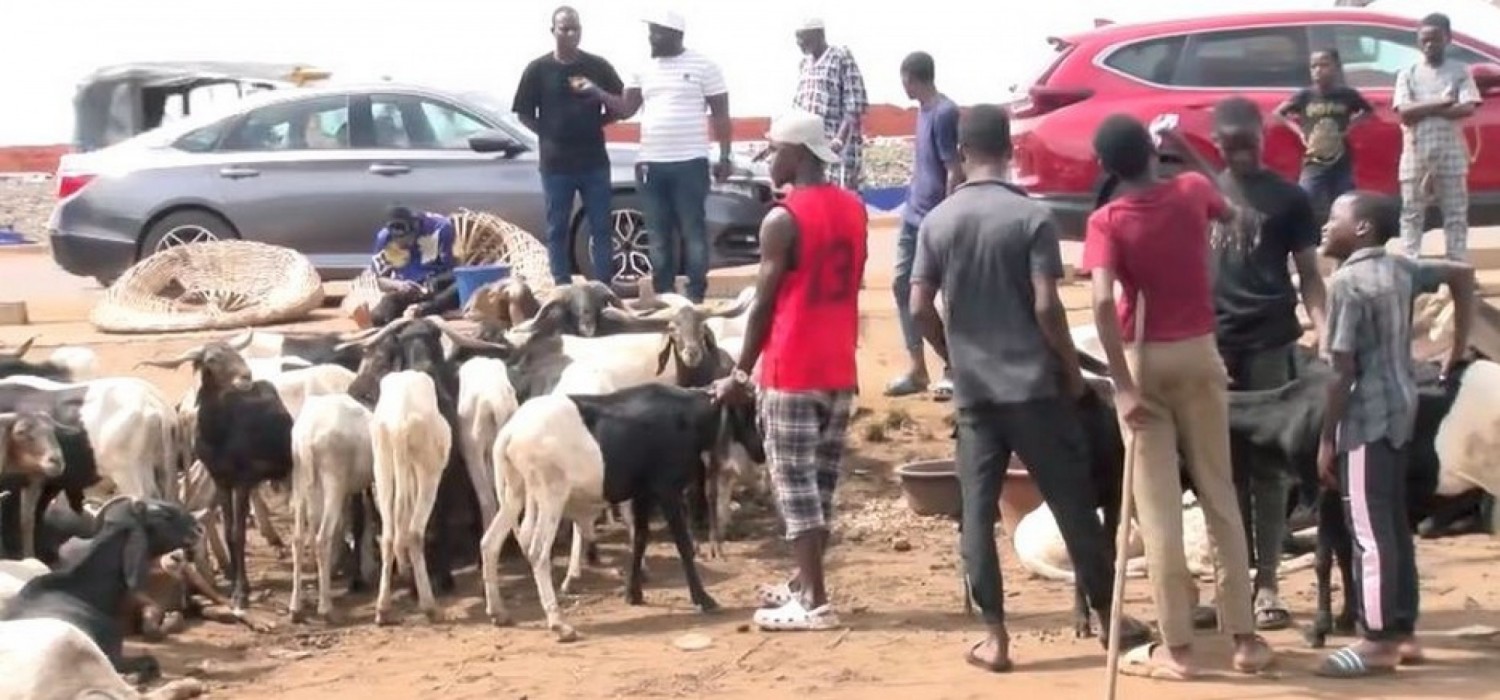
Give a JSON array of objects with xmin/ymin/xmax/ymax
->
[
  {"xmin": 791, "ymin": 16, "xmax": 868, "ymax": 192},
  {"xmin": 716, "ymin": 107, "xmax": 868, "ymax": 633},
  {"xmin": 588, "ymin": 7, "xmax": 734, "ymax": 302}
]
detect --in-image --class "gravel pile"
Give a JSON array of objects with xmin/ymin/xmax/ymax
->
[
  {"xmin": 0, "ymin": 177, "xmax": 54, "ymax": 244},
  {"xmin": 863, "ymin": 138, "xmax": 913, "ymax": 189}
]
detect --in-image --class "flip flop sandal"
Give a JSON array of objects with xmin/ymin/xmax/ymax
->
[
  {"xmin": 1254, "ymin": 594, "xmax": 1293, "ymax": 631},
  {"xmin": 884, "ymin": 375, "xmax": 927, "ymax": 398},
  {"xmin": 965, "ymin": 639, "xmax": 1014, "ymax": 673},
  {"xmin": 755, "ymin": 581, "xmax": 799, "ymax": 608},
  {"xmin": 931, "ymin": 377, "xmax": 954, "ymax": 403},
  {"xmin": 1119, "ymin": 643, "xmax": 1196, "ymax": 681},
  {"xmin": 1317, "ymin": 646, "xmax": 1395, "ymax": 679},
  {"xmin": 753, "ymin": 599, "xmax": 840, "ymax": 631}
]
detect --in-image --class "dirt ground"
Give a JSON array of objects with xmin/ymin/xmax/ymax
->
[{"xmin": 7, "ymin": 247, "xmax": 1500, "ymax": 700}]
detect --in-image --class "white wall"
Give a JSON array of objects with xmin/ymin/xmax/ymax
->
[{"xmin": 2, "ymin": 0, "xmax": 1330, "ymax": 146}]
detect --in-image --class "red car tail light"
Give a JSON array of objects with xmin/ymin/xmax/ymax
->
[
  {"xmin": 1010, "ymin": 86, "xmax": 1095, "ymax": 119},
  {"xmin": 56, "ymin": 172, "xmax": 97, "ymax": 200}
]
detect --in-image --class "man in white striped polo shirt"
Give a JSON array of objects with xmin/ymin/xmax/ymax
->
[{"xmin": 593, "ymin": 9, "xmax": 734, "ymax": 302}]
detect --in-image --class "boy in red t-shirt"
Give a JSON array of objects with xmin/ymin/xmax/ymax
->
[{"xmin": 1081, "ymin": 114, "xmax": 1274, "ymax": 680}]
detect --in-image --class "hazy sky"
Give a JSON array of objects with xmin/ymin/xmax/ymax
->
[{"xmin": 1, "ymin": 0, "xmax": 1483, "ymax": 146}]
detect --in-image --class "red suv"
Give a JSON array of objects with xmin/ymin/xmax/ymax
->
[{"xmin": 1009, "ymin": 9, "xmax": 1500, "ymax": 238}]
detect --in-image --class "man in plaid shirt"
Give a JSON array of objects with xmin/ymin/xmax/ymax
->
[
  {"xmin": 792, "ymin": 17, "xmax": 869, "ymax": 190},
  {"xmin": 1394, "ymin": 12, "xmax": 1482, "ymax": 261}
]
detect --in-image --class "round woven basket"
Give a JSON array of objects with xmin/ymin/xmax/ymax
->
[
  {"xmin": 339, "ymin": 209, "xmax": 554, "ymax": 322},
  {"xmin": 91, "ymin": 240, "xmax": 325, "ymax": 334}
]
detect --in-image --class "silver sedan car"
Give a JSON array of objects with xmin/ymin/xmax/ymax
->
[{"xmin": 48, "ymin": 83, "xmax": 774, "ymax": 288}]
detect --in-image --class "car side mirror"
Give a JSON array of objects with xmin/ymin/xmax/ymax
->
[
  {"xmin": 468, "ymin": 131, "xmax": 528, "ymax": 158},
  {"xmin": 1471, "ymin": 63, "xmax": 1500, "ymax": 98}
]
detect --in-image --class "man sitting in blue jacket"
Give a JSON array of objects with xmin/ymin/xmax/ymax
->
[{"xmin": 365, "ymin": 205, "xmax": 460, "ymax": 326}]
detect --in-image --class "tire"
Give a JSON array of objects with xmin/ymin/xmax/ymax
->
[
  {"xmin": 139, "ymin": 210, "xmax": 236, "ymax": 260},
  {"xmin": 571, "ymin": 192, "xmax": 650, "ymax": 298}
]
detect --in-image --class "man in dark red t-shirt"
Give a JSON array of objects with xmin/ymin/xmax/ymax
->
[
  {"xmin": 1081, "ymin": 114, "xmax": 1274, "ymax": 680},
  {"xmin": 716, "ymin": 109, "xmax": 867, "ymax": 633}
]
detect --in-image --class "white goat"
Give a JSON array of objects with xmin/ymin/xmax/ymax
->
[
  {"xmin": 0, "ymin": 375, "xmax": 177, "ymax": 503},
  {"xmin": 547, "ymin": 363, "xmax": 621, "ymax": 589},
  {"xmin": 45, "ymin": 346, "xmax": 98, "ymax": 382},
  {"xmin": 457, "ymin": 357, "xmax": 519, "ymax": 529},
  {"xmin": 1433, "ymin": 359, "xmax": 1500, "ymax": 498},
  {"xmin": 1013, "ymin": 492, "xmax": 1214, "ymax": 583},
  {"xmin": 288, "ymin": 394, "xmax": 374, "ymax": 622},
  {"xmin": 0, "ymin": 558, "xmax": 49, "ymax": 608},
  {"xmin": 0, "ymin": 618, "xmax": 206, "ymax": 700},
  {"xmin": 369, "ymin": 371, "xmax": 451, "ymax": 625}
]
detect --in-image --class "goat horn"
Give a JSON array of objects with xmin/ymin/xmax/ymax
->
[
  {"xmin": 0, "ymin": 335, "xmax": 38, "ymax": 361},
  {"xmin": 427, "ymin": 316, "xmax": 512, "ymax": 353},
  {"xmin": 136, "ymin": 345, "xmax": 207, "ymax": 371},
  {"xmin": 335, "ymin": 327, "xmax": 383, "ymax": 343},
  {"xmin": 703, "ymin": 292, "xmax": 754, "ymax": 319},
  {"xmin": 333, "ymin": 318, "xmax": 411, "ymax": 353},
  {"xmin": 227, "ymin": 328, "xmax": 255, "ymax": 352}
]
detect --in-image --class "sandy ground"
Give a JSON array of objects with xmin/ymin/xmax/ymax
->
[{"xmin": 4, "ymin": 226, "xmax": 1500, "ymax": 700}]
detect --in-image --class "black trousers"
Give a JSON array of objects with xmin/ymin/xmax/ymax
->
[
  {"xmin": 956, "ymin": 396, "xmax": 1116, "ymax": 626},
  {"xmin": 370, "ymin": 274, "xmax": 460, "ymax": 327},
  {"xmin": 1341, "ymin": 438, "xmax": 1419, "ymax": 641}
]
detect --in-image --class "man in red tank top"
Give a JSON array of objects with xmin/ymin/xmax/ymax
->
[{"xmin": 715, "ymin": 109, "xmax": 867, "ymax": 632}]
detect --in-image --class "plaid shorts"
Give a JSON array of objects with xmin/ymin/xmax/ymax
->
[{"xmin": 758, "ymin": 389, "xmax": 856, "ymax": 540}]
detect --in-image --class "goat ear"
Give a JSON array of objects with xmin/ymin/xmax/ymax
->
[
  {"xmin": 656, "ymin": 335, "xmax": 675, "ymax": 376},
  {"xmin": 0, "ymin": 412, "xmax": 14, "ymax": 476}
]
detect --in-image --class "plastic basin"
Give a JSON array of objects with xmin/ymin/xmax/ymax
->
[
  {"xmin": 454, "ymin": 264, "xmax": 511, "ymax": 308},
  {"xmin": 895, "ymin": 457, "xmax": 1044, "ymax": 534}
]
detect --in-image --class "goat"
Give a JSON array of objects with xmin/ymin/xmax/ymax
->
[
  {"xmin": 222, "ymin": 329, "xmax": 366, "ymax": 373},
  {"xmin": 137, "ymin": 336, "xmax": 292, "ymax": 610},
  {"xmin": 463, "ymin": 278, "xmax": 541, "ymax": 329},
  {"xmin": 0, "ymin": 375, "xmax": 177, "ymax": 512},
  {"xmin": 480, "ymin": 383, "xmax": 760, "ymax": 641},
  {"xmin": 0, "ymin": 498, "xmax": 200, "ymax": 683},
  {"xmin": 0, "ymin": 617, "xmax": 206, "ymax": 700},
  {"xmin": 457, "ymin": 357, "xmax": 519, "ymax": 531},
  {"xmin": 0, "ymin": 412, "xmax": 67, "ymax": 560},
  {"xmin": 289, "ymin": 394, "xmax": 374, "ymax": 623},
  {"xmin": 0, "ymin": 336, "xmax": 93, "ymax": 382},
  {"xmin": 370, "ymin": 371, "xmax": 452, "ymax": 624},
  {"xmin": 337, "ymin": 316, "xmax": 507, "ymax": 596}
]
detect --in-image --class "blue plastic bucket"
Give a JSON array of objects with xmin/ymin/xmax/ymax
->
[{"xmin": 454, "ymin": 263, "xmax": 511, "ymax": 308}]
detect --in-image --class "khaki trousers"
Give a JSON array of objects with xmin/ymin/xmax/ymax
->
[{"xmin": 1122, "ymin": 333, "xmax": 1255, "ymax": 647}]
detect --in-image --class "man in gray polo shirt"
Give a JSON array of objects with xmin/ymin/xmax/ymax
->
[{"xmin": 910, "ymin": 105, "xmax": 1148, "ymax": 672}]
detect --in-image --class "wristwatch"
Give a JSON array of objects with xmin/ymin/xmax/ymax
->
[{"xmin": 730, "ymin": 368, "xmax": 750, "ymax": 385}]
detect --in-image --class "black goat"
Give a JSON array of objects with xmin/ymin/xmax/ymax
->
[
  {"xmin": 0, "ymin": 498, "xmax": 200, "ymax": 682},
  {"xmin": 138, "ymin": 336, "xmax": 293, "ymax": 610}
]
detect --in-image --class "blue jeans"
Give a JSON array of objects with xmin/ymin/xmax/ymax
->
[
  {"xmin": 892, "ymin": 221, "xmax": 923, "ymax": 353},
  {"xmin": 1299, "ymin": 162, "xmax": 1355, "ymax": 226},
  {"xmin": 637, "ymin": 158, "xmax": 710, "ymax": 301},
  {"xmin": 542, "ymin": 167, "xmax": 614, "ymax": 286}
]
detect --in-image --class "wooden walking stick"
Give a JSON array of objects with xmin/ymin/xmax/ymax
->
[{"xmin": 1104, "ymin": 291, "xmax": 1147, "ymax": 700}]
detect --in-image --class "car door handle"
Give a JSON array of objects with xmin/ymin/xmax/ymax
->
[
  {"xmin": 218, "ymin": 166, "xmax": 260, "ymax": 179},
  {"xmin": 368, "ymin": 163, "xmax": 411, "ymax": 176}
]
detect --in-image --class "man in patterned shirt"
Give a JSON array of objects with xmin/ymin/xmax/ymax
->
[
  {"xmin": 1394, "ymin": 12, "xmax": 1482, "ymax": 261},
  {"xmin": 792, "ymin": 17, "xmax": 868, "ymax": 190}
]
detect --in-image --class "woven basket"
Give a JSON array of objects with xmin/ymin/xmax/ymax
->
[
  {"xmin": 91, "ymin": 240, "xmax": 325, "ymax": 334},
  {"xmin": 340, "ymin": 210, "xmax": 554, "ymax": 323}
]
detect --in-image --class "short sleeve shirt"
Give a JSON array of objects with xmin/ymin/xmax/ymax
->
[
  {"xmin": 1323, "ymin": 247, "xmax": 1446, "ymax": 451},
  {"xmin": 1285, "ymin": 85, "xmax": 1374, "ymax": 169},
  {"xmin": 1081, "ymin": 172, "xmax": 1225, "ymax": 343},
  {"xmin": 1211, "ymin": 169, "xmax": 1320, "ymax": 352},
  {"xmin": 911, "ymin": 180, "xmax": 1064, "ymax": 407},
  {"xmin": 902, "ymin": 95, "xmax": 959, "ymax": 226},
  {"xmin": 511, "ymin": 51, "xmax": 624, "ymax": 174},
  {"xmin": 627, "ymin": 49, "xmax": 728, "ymax": 163}
]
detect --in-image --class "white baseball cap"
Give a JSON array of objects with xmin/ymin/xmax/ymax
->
[
  {"xmin": 762, "ymin": 109, "xmax": 838, "ymax": 164},
  {"xmin": 798, "ymin": 17, "xmax": 825, "ymax": 31},
  {"xmin": 643, "ymin": 9, "xmax": 686, "ymax": 33}
]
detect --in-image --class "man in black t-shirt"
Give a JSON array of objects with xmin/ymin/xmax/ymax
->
[
  {"xmin": 513, "ymin": 6, "xmax": 625, "ymax": 287},
  {"xmin": 1276, "ymin": 49, "xmax": 1374, "ymax": 224},
  {"xmin": 1199, "ymin": 97, "xmax": 1329, "ymax": 633}
]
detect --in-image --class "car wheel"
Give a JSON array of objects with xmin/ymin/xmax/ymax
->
[
  {"xmin": 139, "ymin": 210, "xmax": 236, "ymax": 259},
  {"xmin": 572, "ymin": 194, "xmax": 651, "ymax": 297}
]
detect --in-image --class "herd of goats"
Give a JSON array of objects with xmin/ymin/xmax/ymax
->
[
  {"xmin": 2, "ymin": 277, "xmax": 1500, "ymax": 699},
  {"xmin": 0, "ymin": 278, "xmax": 768, "ymax": 699}
]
